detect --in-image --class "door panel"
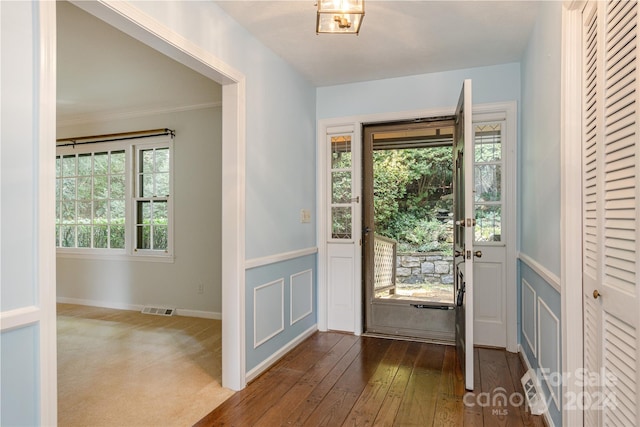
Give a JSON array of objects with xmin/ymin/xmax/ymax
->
[
  {"xmin": 454, "ymin": 79, "xmax": 475, "ymax": 391},
  {"xmin": 327, "ymin": 246, "xmax": 356, "ymax": 331},
  {"xmin": 473, "ymin": 254, "xmax": 506, "ymax": 347},
  {"xmin": 581, "ymin": 2, "xmax": 640, "ymax": 425}
]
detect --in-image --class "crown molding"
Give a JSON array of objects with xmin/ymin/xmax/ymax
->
[{"xmin": 57, "ymin": 101, "xmax": 222, "ymax": 127}]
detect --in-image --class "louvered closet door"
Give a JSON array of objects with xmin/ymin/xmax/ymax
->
[{"xmin": 582, "ymin": 1, "xmax": 640, "ymax": 426}]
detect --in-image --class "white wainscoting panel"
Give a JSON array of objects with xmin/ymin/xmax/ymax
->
[
  {"xmin": 327, "ymin": 244, "xmax": 355, "ymax": 332},
  {"xmin": 291, "ymin": 269, "xmax": 313, "ymax": 325},
  {"xmin": 522, "ymin": 279, "xmax": 537, "ymax": 355},
  {"xmin": 254, "ymin": 279, "xmax": 284, "ymax": 348},
  {"xmin": 537, "ymin": 297, "xmax": 560, "ymax": 407}
]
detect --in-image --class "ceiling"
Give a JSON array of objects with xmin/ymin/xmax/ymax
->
[
  {"xmin": 214, "ymin": 1, "xmax": 540, "ymax": 86},
  {"xmin": 57, "ymin": 1, "xmax": 540, "ymax": 123},
  {"xmin": 57, "ymin": 1, "xmax": 222, "ymax": 124}
]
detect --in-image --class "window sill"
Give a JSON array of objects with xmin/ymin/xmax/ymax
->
[{"xmin": 56, "ymin": 250, "xmax": 175, "ymax": 263}]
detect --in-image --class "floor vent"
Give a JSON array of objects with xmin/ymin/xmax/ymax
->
[
  {"xmin": 521, "ymin": 368, "xmax": 547, "ymax": 415},
  {"xmin": 141, "ymin": 306, "xmax": 175, "ymax": 316}
]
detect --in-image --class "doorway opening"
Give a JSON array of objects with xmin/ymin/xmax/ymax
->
[{"xmin": 362, "ymin": 118, "xmax": 457, "ymax": 341}]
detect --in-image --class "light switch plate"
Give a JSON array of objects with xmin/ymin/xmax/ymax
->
[{"xmin": 300, "ymin": 209, "xmax": 311, "ymax": 223}]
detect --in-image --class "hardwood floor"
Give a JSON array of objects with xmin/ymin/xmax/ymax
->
[{"xmin": 195, "ymin": 332, "xmax": 545, "ymax": 427}]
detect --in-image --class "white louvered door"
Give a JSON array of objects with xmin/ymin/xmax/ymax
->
[{"xmin": 582, "ymin": 1, "xmax": 640, "ymax": 426}]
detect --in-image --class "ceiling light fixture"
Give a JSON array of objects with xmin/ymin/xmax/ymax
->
[{"xmin": 316, "ymin": 0, "xmax": 364, "ymax": 35}]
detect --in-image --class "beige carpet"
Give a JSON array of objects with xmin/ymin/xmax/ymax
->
[{"xmin": 57, "ymin": 304, "xmax": 234, "ymax": 427}]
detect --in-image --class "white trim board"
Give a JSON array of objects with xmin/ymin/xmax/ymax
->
[
  {"xmin": 245, "ymin": 247, "xmax": 318, "ymax": 270},
  {"xmin": 518, "ymin": 252, "xmax": 561, "ymax": 292},
  {"xmin": 560, "ymin": 3, "xmax": 585, "ymax": 427},
  {"xmin": 245, "ymin": 324, "xmax": 318, "ymax": 383},
  {"xmin": 56, "ymin": 297, "xmax": 222, "ymax": 320}
]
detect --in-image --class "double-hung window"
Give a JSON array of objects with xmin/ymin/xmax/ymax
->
[{"xmin": 55, "ymin": 135, "xmax": 173, "ymax": 260}]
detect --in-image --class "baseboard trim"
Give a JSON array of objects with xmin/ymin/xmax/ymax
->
[
  {"xmin": 56, "ymin": 297, "xmax": 221, "ymax": 319},
  {"xmin": 245, "ymin": 324, "xmax": 318, "ymax": 383},
  {"xmin": 518, "ymin": 345, "xmax": 555, "ymax": 427},
  {"xmin": 176, "ymin": 308, "xmax": 221, "ymax": 320}
]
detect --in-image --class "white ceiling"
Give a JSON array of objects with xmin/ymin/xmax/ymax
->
[
  {"xmin": 56, "ymin": 1, "xmax": 222, "ymax": 124},
  {"xmin": 214, "ymin": 1, "xmax": 540, "ymax": 86},
  {"xmin": 57, "ymin": 1, "xmax": 539, "ymax": 123}
]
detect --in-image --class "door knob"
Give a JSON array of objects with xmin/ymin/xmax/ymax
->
[
  {"xmin": 593, "ymin": 289, "xmax": 601, "ymax": 299},
  {"xmin": 454, "ymin": 250, "xmax": 464, "ymax": 257},
  {"xmin": 474, "ymin": 250, "xmax": 482, "ymax": 258}
]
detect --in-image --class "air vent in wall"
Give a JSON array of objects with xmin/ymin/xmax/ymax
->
[
  {"xmin": 141, "ymin": 306, "xmax": 175, "ymax": 316},
  {"xmin": 521, "ymin": 368, "xmax": 547, "ymax": 415}
]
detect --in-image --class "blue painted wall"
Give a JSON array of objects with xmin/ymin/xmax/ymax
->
[
  {"xmin": 129, "ymin": 1, "xmax": 321, "ymax": 380},
  {"xmin": 245, "ymin": 254, "xmax": 317, "ymax": 372},
  {"xmin": 317, "ymin": 62, "xmax": 521, "ymax": 119},
  {"xmin": 519, "ymin": 2, "xmax": 562, "ymax": 426},
  {"xmin": 133, "ymin": 2, "xmax": 317, "ymax": 260},
  {"xmin": 520, "ymin": 2, "xmax": 562, "ymax": 277}
]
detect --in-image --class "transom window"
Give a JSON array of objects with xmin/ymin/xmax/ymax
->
[{"xmin": 55, "ymin": 136, "xmax": 173, "ymax": 259}]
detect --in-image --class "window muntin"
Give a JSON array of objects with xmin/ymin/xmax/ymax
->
[
  {"xmin": 55, "ymin": 137, "xmax": 173, "ymax": 258},
  {"xmin": 473, "ymin": 123, "xmax": 504, "ymax": 243},
  {"xmin": 56, "ymin": 150, "xmax": 126, "ymax": 250},
  {"xmin": 330, "ymin": 135, "xmax": 354, "ymax": 240},
  {"xmin": 135, "ymin": 146, "xmax": 170, "ymax": 252}
]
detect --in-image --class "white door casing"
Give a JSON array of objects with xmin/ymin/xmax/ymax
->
[
  {"xmin": 471, "ymin": 112, "xmax": 516, "ymax": 350},
  {"xmin": 323, "ymin": 125, "xmax": 362, "ymax": 333},
  {"xmin": 318, "ymin": 103, "xmax": 517, "ymax": 355}
]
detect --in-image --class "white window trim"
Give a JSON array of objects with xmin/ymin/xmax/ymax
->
[
  {"xmin": 55, "ymin": 135, "xmax": 174, "ymax": 262},
  {"xmin": 472, "ymin": 119, "xmax": 507, "ymax": 247}
]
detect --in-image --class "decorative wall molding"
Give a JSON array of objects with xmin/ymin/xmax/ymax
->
[
  {"xmin": 0, "ymin": 306, "xmax": 41, "ymax": 332},
  {"xmin": 290, "ymin": 269, "xmax": 313, "ymax": 325},
  {"xmin": 253, "ymin": 279, "xmax": 285, "ymax": 348},
  {"xmin": 521, "ymin": 279, "xmax": 537, "ymax": 355},
  {"xmin": 57, "ymin": 101, "xmax": 222, "ymax": 127},
  {"xmin": 246, "ymin": 324, "xmax": 317, "ymax": 382},
  {"xmin": 56, "ymin": 297, "xmax": 221, "ymax": 319},
  {"xmin": 175, "ymin": 308, "xmax": 222, "ymax": 320},
  {"xmin": 537, "ymin": 297, "xmax": 561, "ymax": 408},
  {"xmin": 245, "ymin": 247, "xmax": 318, "ymax": 270},
  {"xmin": 518, "ymin": 252, "xmax": 561, "ymax": 292}
]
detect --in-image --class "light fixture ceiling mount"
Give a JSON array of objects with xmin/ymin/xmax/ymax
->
[{"xmin": 316, "ymin": 0, "xmax": 365, "ymax": 35}]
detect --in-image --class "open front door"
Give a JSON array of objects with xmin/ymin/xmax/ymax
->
[{"xmin": 454, "ymin": 79, "xmax": 475, "ymax": 391}]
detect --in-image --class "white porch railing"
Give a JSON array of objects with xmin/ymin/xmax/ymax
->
[{"xmin": 374, "ymin": 234, "xmax": 397, "ymax": 294}]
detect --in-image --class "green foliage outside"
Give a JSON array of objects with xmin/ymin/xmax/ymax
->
[{"xmin": 373, "ymin": 147, "xmax": 453, "ymax": 254}]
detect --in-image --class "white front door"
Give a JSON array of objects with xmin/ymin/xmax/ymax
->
[
  {"xmin": 581, "ymin": 2, "xmax": 640, "ymax": 425},
  {"xmin": 472, "ymin": 120, "xmax": 509, "ymax": 348}
]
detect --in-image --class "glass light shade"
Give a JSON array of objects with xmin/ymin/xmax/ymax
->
[{"xmin": 316, "ymin": 0, "xmax": 364, "ymax": 34}]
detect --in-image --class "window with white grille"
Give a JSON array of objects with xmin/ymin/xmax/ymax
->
[{"xmin": 56, "ymin": 136, "xmax": 173, "ymax": 259}]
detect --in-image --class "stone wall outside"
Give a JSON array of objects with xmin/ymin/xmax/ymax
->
[{"xmin": 396, "ymin": 252, "xmax": 454, "ymax": 285}]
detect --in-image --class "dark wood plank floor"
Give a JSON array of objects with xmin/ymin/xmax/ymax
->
[{"xmin": 195, "ymin": 332, "xmax": 546, "ymax": 427}]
